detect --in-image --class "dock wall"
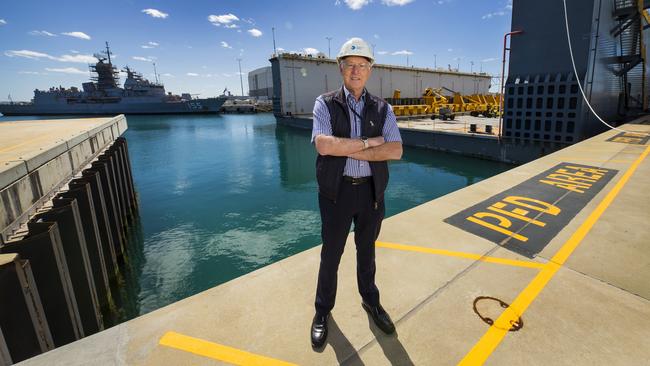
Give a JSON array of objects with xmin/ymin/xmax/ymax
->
[
  {"xmin": 275, "ymin": 116, "xmax": 565, "ymax": 164},
  {"xmin": 0, "ymin": 116, "xmax": 139, "ymax": 364}
]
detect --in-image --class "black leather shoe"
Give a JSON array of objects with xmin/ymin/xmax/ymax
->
[
  {"xmin": 311, "ymin": 313, "xmax": 329, "ymax": 348},
  {"xmin": 362, "ymin": 302, "xmax": 395, "ymax": 334}
]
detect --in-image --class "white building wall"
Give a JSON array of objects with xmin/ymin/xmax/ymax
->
[
  {"xmin": 248, "ymin": 66, "xmax": 273, "ymax": 97},
  {"xmin": 273, "ymin": 55, "xmax": 492, "ymax": 116}
]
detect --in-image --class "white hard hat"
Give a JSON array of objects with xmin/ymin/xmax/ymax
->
[{"xmin": 337, "ymin": 37, "xmax": 374, "ymax": 64}]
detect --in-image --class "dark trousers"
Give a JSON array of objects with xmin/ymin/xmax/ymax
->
[{"xmin": 315, "ymin": 180, "xmax": 385, "ymax": 315}]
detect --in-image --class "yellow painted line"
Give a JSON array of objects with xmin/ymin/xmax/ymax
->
[
  {"xmin": 159, "ymin": 331, "xmax": 297, "ymax": 366},
  {"xmin": 551, "ymin": 158, "xmax": 633, "ymax": 163},
  {"xmin": 376, "ymin": 241, "xmax": 545, "ymax": 269},
  {"xmin": 458, "ymin": 144, "xmax": 650, "ymax": 366}
]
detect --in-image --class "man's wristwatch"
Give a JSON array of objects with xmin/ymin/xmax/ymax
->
[{"xmin": 361, "ymin": 137, "xmax": 369, "ymax": 149}]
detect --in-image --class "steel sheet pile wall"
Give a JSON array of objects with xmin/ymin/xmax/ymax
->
[{"xmin": 0, "ymin": 138, "xmax": 138, "ymax": 364}]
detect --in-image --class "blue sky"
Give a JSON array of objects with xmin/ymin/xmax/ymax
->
[{"xmin": 0, "ymin": 0, "xmax": 512, "ymax": 101}]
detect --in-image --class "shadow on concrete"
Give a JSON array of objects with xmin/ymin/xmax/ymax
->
[
  {"xmin": 363, "ymin": 311, "xmax": 415, "ymax": 366},
  {"xmin": 314, "ymin": 316, "xmax": 365, "ymax": 365}
]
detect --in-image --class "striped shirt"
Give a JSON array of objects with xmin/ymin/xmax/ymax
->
[{"xmin": 311, "ymin": 85, "xmax": 402, "ymax": 177}]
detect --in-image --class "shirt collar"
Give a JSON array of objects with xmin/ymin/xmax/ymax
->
[{"xmin": 342, "ymin": 85, "xmax": 366, "ymax": 103}]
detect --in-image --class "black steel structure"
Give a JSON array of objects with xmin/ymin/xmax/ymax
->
[{"xmin": 503, "ymin": 0, "xmax": 649, "ymax": 144}]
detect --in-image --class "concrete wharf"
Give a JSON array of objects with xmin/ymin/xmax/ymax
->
[
  {"xmin": 14, "ymin": 115, "xmax": 650, "ymax": 365},
  {"xmin": 0, "ymin": 116, "xmax": 139, "ymax": 365}
]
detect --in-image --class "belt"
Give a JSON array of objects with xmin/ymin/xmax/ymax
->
[{"xmin": 343, "ymin": 176, "xmax": 371, "ymax": 185}]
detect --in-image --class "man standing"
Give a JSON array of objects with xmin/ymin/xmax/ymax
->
[{"xmin": 310, "ymin": 37, "xmax": 403, "ymax": 348}]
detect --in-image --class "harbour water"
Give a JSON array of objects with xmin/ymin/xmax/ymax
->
[{"xmin": 0, "ymin": 113, "xmax": 512, "ymax": 320}]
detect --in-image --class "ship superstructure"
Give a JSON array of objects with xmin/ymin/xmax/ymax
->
[{"xmin": 0, "ymin": 43, "xmax": 225, "ymax": 115}]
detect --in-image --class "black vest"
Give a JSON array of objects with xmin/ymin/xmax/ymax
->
[{"xmin": 316, "ymin": 87, "xmax": 390, "ymax": 204}]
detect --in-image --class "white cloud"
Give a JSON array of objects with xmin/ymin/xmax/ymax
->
[
  {"xmin": 381, "ymin": 0, "xmax": 414, "ymax": 6},
  {"xmin": 58, "ymin": 54, "xmax": 97, "ymax": 63},
  {"xmin": 62, "ymin": 31, "xmax": 91, "ymax": 40},
  {"xmin": 221, "ymin": 41, "xmax": 232, "ymax": 49},
  {"xmin": 392, "ymin": 50, "xmax": 413, "ymax": 55},
  {"xmin": 142, "ymin": 8, "xmax": 169, "ymax": 19},
  {"xmin": 18, "ymin": 71, "xmax": 43, "ymax": 75},
  {"xmin": 276, "ymin": 47, "xmax": 285, "ymax": 52},
  {"xmin": 241, "ymin": 17, "xmax": 255, "ymax": 25},
  {"xmin": 5, "ymin": 49, "xmax": 98, "ymax": 63},
  {"xmin": 208, "ymin": 13, "xmax": 239, "ymax": 26},
  {"xmin": 447, "ymin": 48, "xmax": 453, "ymax": 52},
  {"xmin": 483, "ymin": 2, "xmax": 511, "ymax": 19},
  {"xmin": 162, "ymin": 73, "xmax": 174, "ymax": 77},
  {"xmin": 482, "ymin": 11, "xmax": 506, "ymax": 19},
  {"xmin": 5, "ymin": 50, "xmax": 53, "ymax": 60},
  {"xmin": 70, "ymin": 50, "xmax": 79, "ymax": 53},
  {"xmin": 285, "ymin": 21, "xmax": 293, "ymax": 30},
  {"xmin": 303, "ymin": 47, "xmax": 319, "ymax": 55},
  {"xmin": 225, "ymin": 24, "xmax": 239, "ymax": 29},
  {"xmin": 373, "ymin": 34, "xmax": 380, "ymax": 39},
  {"xmin": 377, "ymin": 51, "xmax": 388, "ymax": 55},
  {"xmin": 186, "ymin": 72, "xmax": 199, "ymax": 76},
  {"xmin": 133, "ymin": 56, "xmax": 155, "ymax": 62},
  {"xmin": 0, "ymin": 19, "xmax": 6, "ymax": 25},
  {"xmin": 222, "ymin": 73, "xmax": 232, "ymax": 77},
  {"xmin": 142, "ymin": 41, "xmax": 160, "ymax": 49},
  {"xmin": 45, "ymin": 67, "xmax": 87, "ymax": 74},
  {"xmin": 481, "ymin": 57, "xmax": 497, "ymax": 62},
  {"xmin": 29, "ymin": 30, "xmax": 56, "ymax": 37},
  {"xmin": 247, "ymin": 28, "xmax": 262, "ymax": 37},
  {"xmin": 344, "ymin": 0, "xmax": 370, "ymax": 10}
]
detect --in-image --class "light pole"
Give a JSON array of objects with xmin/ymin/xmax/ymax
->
[
  {"xmin": 237, "ymin": 58, "xmax": 244, "ymax": 96},
  {"xmin": 406, "ymin": 54, "xmax": 409, "ymax": 67},
  {"xmin": 272, "ymin": 27, "xmax": 277, "ymax": 55},
  {"xmin": 470, "ymin": 60, "xmax": 474, "ymax": 73},
  {"xmin": 325, "ymin": 36, "xmax": 332, "ymax": 58},
  {"xmin": 434, "ymin": 54, "xmax": 437, "ymax": 69}
]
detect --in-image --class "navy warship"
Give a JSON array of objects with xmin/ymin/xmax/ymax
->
[{"xmin": 0, "ymin": 43, "xmax": 226, "ymax": 116}]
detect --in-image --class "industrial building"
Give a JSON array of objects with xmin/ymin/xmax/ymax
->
[
  {"xmin": 248, "ymin": 66, "xmax": 273, "ymax": 99},
  {"xmin": 270, "ymin": 54, "xmax": 492, "ymax": 119},
  {"xmin": 503, "ymin": 0, "xmax": 648, "ymax": 144}
]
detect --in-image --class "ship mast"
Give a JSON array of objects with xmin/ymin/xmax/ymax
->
[
  {"xmin": 105, "ymin": 41, "xmax": 112, "ymax": 64},
  {"xmin": 153, "ymin": 62, "xmax": 159, "ymax": 84}
]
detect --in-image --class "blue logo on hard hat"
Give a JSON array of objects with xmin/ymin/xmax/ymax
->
[{"xmin": 351, "ymin": 45, "xmax": 356, "ymax": 50}]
